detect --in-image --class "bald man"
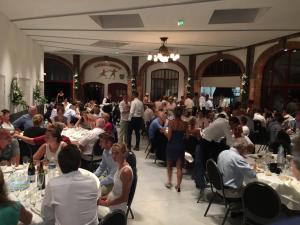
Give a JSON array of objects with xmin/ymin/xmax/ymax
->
[
  {"xmin": 13, "ymin": 106, "xmax": 38, "ymax": 131},
  {"xmin": 78, "ymin": 118, "xmax": 105, "ymax": 156}
]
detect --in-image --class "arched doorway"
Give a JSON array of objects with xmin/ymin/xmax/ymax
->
[
  {"xmin": 261, "ymin": 49, "xmax": 300, "ymax": 112},
  {"xmin": 44, "ymin": 54, "xmax": 73, "ymax": 102},
  {"xmin": 196, "ymin": 54, "xmax": 244, "ymax": 106},
  {"xmin": 83, "ymin": 82, "xmax": 104, "ymax": 104},
  {"xmin": 150, "ymin": 69, "xmax": 179, "ymax": 100},
  {"xmin": 108, "ymin": 83, "xmax": 127, "ymax": 102}
]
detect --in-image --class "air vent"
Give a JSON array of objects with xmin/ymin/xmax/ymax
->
[
  {"xmin": 90, "ymin": 14, "xmax": 144, "ymax": 28},
  {"xmin": 91, "ymin": 40, "xmax": 128, "ymax": 48},
  {"xmin": 209, "ymin": 8, "xmax": 268, "ymax": 24}
]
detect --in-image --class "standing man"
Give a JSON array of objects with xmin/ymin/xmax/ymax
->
[
  {"xmin": 102, "ymin": 93, "xmax": 113, "ymax": 114},
  {"xmin": 127, "ymin": 91, "xmax": 144, "ymax": 151},
  {"xmin": 119, "ymin": 95, "xmax": 130, "ymax": 144}
]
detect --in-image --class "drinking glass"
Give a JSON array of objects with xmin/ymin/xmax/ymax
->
[{"xmin": 22, "ymin": 156, "xmax": 30, "ymax": 169}]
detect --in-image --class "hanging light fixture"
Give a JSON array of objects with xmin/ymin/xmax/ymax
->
[{"xmin": 147, "ymin": 37, "xmax": 180, "ymax": 63}]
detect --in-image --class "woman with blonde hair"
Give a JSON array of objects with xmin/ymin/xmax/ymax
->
[
  {"xmin": 0, "ymin": 168, "xmax": 32, "ymax": 224},
  {"xmin": 33, "ymin": 124, "xmax": 67, "ymax": 163},
  {"xmin": 97, "ymin": 143, "xmax": 133, "ymax": 218},
  {"xmin": 23, "ymin": 114, "xmax": 46, "ymax": 138}
]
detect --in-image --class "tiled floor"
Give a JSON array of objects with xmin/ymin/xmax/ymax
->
[{"xmin": 127, "ymin": 136, "xmax": 242, "ymax": 225}]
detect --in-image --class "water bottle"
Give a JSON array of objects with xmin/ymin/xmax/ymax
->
[{"xmin": 277, "ymin": 145, "xmax": 285, "ymax": 169}]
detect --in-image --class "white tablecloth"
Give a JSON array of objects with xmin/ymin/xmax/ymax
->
[
  {"xmin": 4, "ymin": 166, "xmax": 100, "ymax": 225},
  {"xmin": 256, "ymin": 172, "xmax": 300, "ymax": 210},
  {"xmin": 61, "ymin": 127, "xmax": 89, "ymax": 142}
]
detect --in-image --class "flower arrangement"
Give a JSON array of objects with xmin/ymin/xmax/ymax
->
[
  {"xmin": 33, "ymin": 82, "xmax": 47, "ymax": 105},
  {"xmin": 10, "ymin": 78, "xmax": 27, "ymax": 109},
  {"xmin": 241, "ymin": 73, "xmax": 249, "ymax": 103}
]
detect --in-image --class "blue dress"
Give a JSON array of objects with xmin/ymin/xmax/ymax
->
[{"xmin": 166, "ymin": 130, "xmax": 185, "ymax": 162}]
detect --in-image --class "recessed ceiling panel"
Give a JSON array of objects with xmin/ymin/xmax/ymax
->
[
  {"xmin": 91, "ymin": 40, "xmax": 128, "ymax": 48},
  {"xmin": 90, "ymin": 14, "xmax": 144, "ymax": 28},
  {"xmin": 209, "ymin": 8, "xmax": 264, "ymax": 24}
]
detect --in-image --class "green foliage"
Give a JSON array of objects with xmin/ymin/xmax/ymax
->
[
  {"xmin": 33, "ymin": 82, "xmax": 47, "ymax": 105},
  {"xmin": 10, "ymin": 78, "xmax": 27, "ymax": 109}
]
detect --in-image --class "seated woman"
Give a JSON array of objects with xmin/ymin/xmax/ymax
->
[
  {"xmin": 33, "ymin": 124, "xmax": 67, "ymax": 164},
  {"xmin": 75, "ymin": 111, "xmax": 91, "ymax": 130},
  {"xmin": 1, "ymin": 109, "xmax": 15, "ymax": 134},
  {"xmin": 52, "ymin": 105, "xmax": 69, "ymax": 127},
  {"xmin": 0, "ymin": 168, "xmax": 32, "ymax": 225},
  {"xmin": 0, "ymin": 129, "xmax": 20, "ymax": 166},
  {"xmin": 24, "ymin": 114, "xmax": 46, "ymax": 138},
  {"xmin": 97, "ymin": 143, "xmax": 133, "ymax": 218}
]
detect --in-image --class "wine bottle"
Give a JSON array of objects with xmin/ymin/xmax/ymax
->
[
  {"xmin": 28, "ymin": 159, "xmax": 36, "ymax": 183},
  {"xmin": 38, "ymin": 161, "xmax": 46, "ymax": 190}
]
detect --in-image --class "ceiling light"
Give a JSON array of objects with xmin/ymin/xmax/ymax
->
[
  {"xmin": 293, "ymin": 49, "xmax": 297, "ymax": 53},
  {"xmin": 147, "ymin": 37, "xmax": 180, "ymax": 63}
]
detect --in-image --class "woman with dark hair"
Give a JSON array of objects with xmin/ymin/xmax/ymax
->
[
  {"xmin": 164, "ymin": 106, "xmax": 188, "ymax": 192},
  {"xmin": 1, "ymin": 109, "xmax": 15, "ymax": 133},
  {"xmin": 52, "ymin": 105, "xmax": 69, "ymax": 127},
  {"xmin": 33, "ymin": 124, "xmax": 67, "ymax": 163},
  {"xmin": 0, "ymin": 169, "xmax": 32, "ymax": 224},
  {"xmin": 56, "ymin": 90, "xmax": 64, "ymax": 103}
]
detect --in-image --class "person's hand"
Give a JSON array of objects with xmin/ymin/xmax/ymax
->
[{"xmin": 97, "ymin": 198, "xmax": 109, "ymax": 206}]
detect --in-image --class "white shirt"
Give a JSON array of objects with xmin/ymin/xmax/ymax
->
[
  {"xmin": 199, "ymin": 96, "xmax": 206, "ymax": 110},
  {"xmin": 41, "ymin": 170, "xmax": 99, "ymax": 225},
  {"xmin": 143, "ymin": 108, "xmax": 154, "ymax": 123},
  {"xmin": 253, "ymin": 113, "xmax": 266, "ymax": 127},
  {"xmin": 242, "ymin": 125, "xmax": 250, "ymax": 136},
  {"xmin": 202, "ymin": 117, "xmax": 233, "ymax": 146},
  {"xmin": 79, "ymin": 128, "xmax": 104, "ymax": 155},
  {"xmin": 205, "ymin": 100, "xmax": 213, "ymax": 110},
  {"xmin": 64, "ymin": 108, "xmax": 76, "ymax": 120},
  {"xmin": 129, "ymin": 97, "xmax": 144, "ymax": 120},
  {"xmin": 184, "ymin": 98, "xmax": 194, "ymax": 110},
  {"xmin": 119, "ymin": 100, "xmax": 130, "ymax": 121},
  {"xmin": 50, "ymin": 108, "xmax": 57, "ymax": 121}
]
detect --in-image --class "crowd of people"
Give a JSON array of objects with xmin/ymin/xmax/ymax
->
[{"xmin": 1, "ymin": 89, "xmax": 300, "ymax": 224}]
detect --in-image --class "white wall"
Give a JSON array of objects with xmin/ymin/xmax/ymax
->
[{"xmin": 0, "ymin": 12, "xmax": 44, "ymax": 111}]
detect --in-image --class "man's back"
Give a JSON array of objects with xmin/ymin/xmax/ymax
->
[{"xmin": 41, "ymin": 171, "xmax": 99, "ymax": 225}]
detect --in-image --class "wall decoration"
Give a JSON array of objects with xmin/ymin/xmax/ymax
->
[
  {"xmin": 94, "ymin": 62, "xmax": 127, "ymax": 80},
  {"xmin": 10, "ymin": 78, "xmax": 27, "ymax": 110},
  {"xmin": 33, "ymin": 81, "xmax": 47, "ymax": 105}
]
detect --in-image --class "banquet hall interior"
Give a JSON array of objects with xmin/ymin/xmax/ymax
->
[{"xmin": 1, "ymin": 0, "xmax": 300, "ymax": 225}]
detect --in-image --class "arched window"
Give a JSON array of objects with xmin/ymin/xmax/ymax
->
[
  {"xmin": 203, "ymin": 59, "xmax": 242, "ymax": 76},
  {"xmin": 262, "ymin": 49, "xmax": 300, "ymax": 112},
  {"xmin": 44, "ymin": 56, "xmax": 73, "ymax": 102},
  {"xmin": 151, "ymin": 69, "xmax": 179, "ymax": 100}
]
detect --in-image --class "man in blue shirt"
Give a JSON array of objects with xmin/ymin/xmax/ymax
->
[
  {"xmin": 13, "ymin": 106, "xmax": 37, "ymax": 131},
  {"xmin": 94, "ymin": 132, "xmax": 117, "ymax": 196},
  {"xmin": 217, "ymin": 137, "xmax": 256, "ymax": 198}
]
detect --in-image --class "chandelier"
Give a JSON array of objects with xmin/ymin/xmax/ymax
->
[{"xmin": 147, "ymin": 37, "xmax": 180, "ymax": 63}]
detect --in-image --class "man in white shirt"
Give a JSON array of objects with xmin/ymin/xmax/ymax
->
[
  {"xmin": 199, "ymin": 93, "xmax": 206, "ymax": 111},
  {"xmin": 102, "ymin": 93, "xmax": 113, "ymax": 113},
  {"xmin": 41, "ymin": 144, "xmax": 99, "ymax": 225},
  {"xmin": 118, "ymin": 95, "xmax": 130, "ymax": 144},
  {"xmin": 253, "ymin": 109, "xmax": 266, "ymax": 127},
  {"xmin": 194, "ymin": 115, "xmax": 240, "ymax": 192},
  {"xmin": 63, "ymin": 104, "xmax": 77, "ymax": 121},
  {"xmin": 78, "ymin": 118, "xmax": 105, "ymax": 156},
  {"xmin": 184, "ymin": 93, "xmax": 194, "ymax": 114},
  {"xmin": 204, "ymin": 94, "xmax": 213, "ymax": 110},
  {"xmin": 127, "ymin": 91, "xmax": 144, "ymax": 151}
]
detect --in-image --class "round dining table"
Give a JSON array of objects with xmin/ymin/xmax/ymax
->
[{"xmin": 2, "ymin": 165, "xmax": 100, "ymax": 225}]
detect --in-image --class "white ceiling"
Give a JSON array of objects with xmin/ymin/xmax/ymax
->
[{"xmin": 0, "ymin": 0, "xmax": 299, "ymax": 56}]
